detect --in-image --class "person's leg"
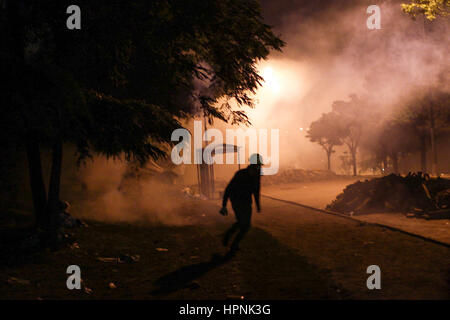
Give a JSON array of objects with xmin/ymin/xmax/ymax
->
[
  {"xmin": 223, "ymin": 222, "xmax": 239, "ymax": 246},
  {"xmin": 229, "ymin": 205, "xmax": 252, "ymax": 251},
  {"xmin": 230, "ymin": 223, "xmax": 250, "ymax": 252},
  {"xmin": 223, "ymin": 201, "xmax": 243, "ymax": 246}
]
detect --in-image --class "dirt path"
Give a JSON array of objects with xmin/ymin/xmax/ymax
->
[
  {"xmin": 262, "ymin": 179, "xmax": 361, "ymax": 209},
  {"xmin": 263, "ymin": 180, "xmax": 450, "ymax": 245},
  {"xmin": 1, "ymin": 194, "xmax": 448, "ymax": 299},
  {"xmin": 253, "ymin": 197, "xmax": 449, "ymax": 299}
]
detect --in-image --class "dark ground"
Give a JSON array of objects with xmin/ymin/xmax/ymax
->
[{"xmin": 1, "ymin": 195, "xmax": 449, "ymax": 299}]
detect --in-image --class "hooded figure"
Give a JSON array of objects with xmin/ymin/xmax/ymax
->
[{"xmin": 220, "ymin": 153, "xmax": 263, "ymax": 253}]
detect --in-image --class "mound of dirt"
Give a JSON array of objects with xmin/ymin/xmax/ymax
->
[
  {"xmin": 263, "ymin": 169, "xmax": 338, "ymax": 185},
  {"xmin": 326, "ymin": 173, "xmax": 450, "ymax": 216}
]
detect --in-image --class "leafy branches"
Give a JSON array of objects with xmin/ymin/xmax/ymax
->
[{"xmin": 401, "ymin": 0, "xmax": 450, "ymax": 20}]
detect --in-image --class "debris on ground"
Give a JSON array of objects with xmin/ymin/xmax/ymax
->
[
  {"xmin": 326, "ymin": 173, "xmax": 450, "ymax": 217},
  {"xmin": 97, "ymin": 254, "xmax": 140, "ymax": 263},
  {"xmin": 58, "ymin": 201, "xmax": 86, "ymax": 229},
  {"xmin": 181, "ymin": 187, "xmax": 207, "ymax": 200},
  {"xmin": 417, "ymin": 209, "xmax": 450, "ymax": 220},
  {"xmin": 84, "ymin": 287, "xmax": 93, "ymax": 294},
  {"xmin": 97, "ymin": 257, "xmax": 118, "ymax": 263},
  {"xmin": 108, "ymin": 282, "xmax": 117, "ymax": 289},
  {"xmin": 118, "ymin": 253, "xmax": 140, "ymax": 263},
  {"xmin": 156, "ymin": 248, "xmax": 168, "ymax": 252},
  {"xmin": 264, "ymin": 168, "xmax": 338, "ymax": 185},
  {"xmin": 70, "ymin": 242, "xmax": 80, "ymax": 250},
  {"xmin": 6, "ymin": 277, "xmax": 30, "ymax": 285}
]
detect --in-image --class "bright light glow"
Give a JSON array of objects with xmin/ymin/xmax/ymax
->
[
  {"xmin": 262, "ymin": 67, "xmax": 281, "ymax": 94},
  {"xmin": 248, "ymin": 60, "xmax": 310, "ymax": 128}
]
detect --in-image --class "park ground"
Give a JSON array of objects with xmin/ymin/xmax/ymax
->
[{"xmin": 0, "ymin": 179, "xmax": 449, "ymax": 299}]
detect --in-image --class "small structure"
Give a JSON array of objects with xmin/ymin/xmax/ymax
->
[{"xmin": 196, "ymin": 143, "xmax": 241, "ymax": 199}]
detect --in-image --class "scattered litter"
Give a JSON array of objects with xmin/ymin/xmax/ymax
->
[
  {"xmin": 70, "ymin": 242, "xmax": 80, "ymax": 250},
  {"xmin": 97, "ymin": 254, "xmax": 140, "ymax": 263},
  {"xmin": 118, "ymin": 254, "xmax": 140, "ymax": 263},
  {"xmin": 226, "ymin": 295, "xmax": 245, "ymax": 300},
  {"xmin": 181, "ymin": 187, "xmax": 207, "ymax": 200},
  {"xmin": 109, "ymin": 282, "xmax": 117, "ymax": 289},
  {"xmin": 97, "ymin": 257, "xmax": 119, "ymax": 263},
  {"xmin": 7, "ymin": 277, "xmax": 30, "ymax": 285},
  {"xmin": 156, "ymin": 248, "xmax": 168, "ymax": 252},
  {"xmin": 422, "ymin": 209, "xmax": 450, "ymax": 220},
  {"xmin": 84, "ymin": 287, "xmax": 93, "ymax": 294}
]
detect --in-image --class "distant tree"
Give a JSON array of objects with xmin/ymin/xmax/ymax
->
[
  {"xmin": 339, "ymin": 152, "xmax": 353, "ymax": 176},
  {"xmin": 1, "ymin": 0, "xmax": 284, "ymax": 239},
  {"xmin": 331, "ymin": 95, "xmax": 372, "ymax": 176},
  {"xmin": 395, "ymin": 88, "xmax": 450, "ymax": 174},
  {"xmin": 307, "ymin": 112, "xmax": 343, "ymax": 171},
  {"xmin": 376, "ymin": 121, "xmax": 419, "ymax": 174},
  {"xmin": 401, "ymin": 2, "xmax": 449, "ymax": 174}
]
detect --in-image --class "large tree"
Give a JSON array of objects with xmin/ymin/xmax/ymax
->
[
  {"xmin": 307, "ymin": 112, "xmax": 343, "ymax": 171},
  {"xmin": 1, "ymin": 0, "xmax": 284, "ymax": 239},
  {"xmin": 395, "ymin": 88, "xmax": 450, "ymax": 174},
  {"xmin": 401, "ymin": 1, "xmax": 449, "ymax": 174},
  {"xmin": 331, "ymin": 95, "xmax": 371, "ymax": 176}
]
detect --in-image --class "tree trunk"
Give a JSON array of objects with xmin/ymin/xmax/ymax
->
[
  {"xmin": 429, "ymin": 108, "xmax": 437, "ymax": 176},
  {"xmin": 351, "ymin": 150, "xmax": 357, "ymax": 176},
  {"xmin": 326, "ymin": 150, "xmax": 331, "ymax": 171},
  {"xmin": 420, "ymin": 134, "xmax": 427, "ymax": 173},
  {"xmin": 391, "ymin": 153, "xmax": 399, "ymax": 174},
  {"xmin": 25, "ymin": 134, "xmax": 47, "ymax": 228},
  {"xmin": 45, "ymin": 139, "xmax": 63, "ymax": 243}
]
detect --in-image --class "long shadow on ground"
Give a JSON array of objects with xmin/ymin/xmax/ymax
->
[
  {"xmin": 151, "ymin": 252, "xmax": 234, "ymax": 295},
  {"xmin": 151, "ymin": 227, "xmax": 341, "ymax": 299}
]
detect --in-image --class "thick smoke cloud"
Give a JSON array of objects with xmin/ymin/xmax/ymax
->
[
  {"xmin": 75, "ymin": 157, "xmax": 196, "ymax": 225},
  {"xmin": 74, "ymin": 0, "xmax": 448, "ymax": 223},
  {"xmin": 252, "ymin": 0, "xmax": 449, "ymax": 168}
]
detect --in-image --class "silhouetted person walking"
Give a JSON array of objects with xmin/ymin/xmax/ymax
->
[{"xmin": 220, "ymin": 154, "xmax": 262, "ymax": 253}]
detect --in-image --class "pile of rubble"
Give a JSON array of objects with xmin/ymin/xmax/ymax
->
[
  {"xmin": 263, "ymin": 169, "xmax": 338, "ymax": 185},
  {"xmin": 326, "ymin": 173, "xmax": 450, "ymax": 218}
]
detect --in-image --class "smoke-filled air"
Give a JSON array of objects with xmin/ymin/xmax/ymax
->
[{"xmin": 1, "ymin": 0, "xmax": 449, "ymax": 301}]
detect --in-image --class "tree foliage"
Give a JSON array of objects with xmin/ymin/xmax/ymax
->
[
  {"xmin": 307, "ymin": 112, "xmax": 343, "ymax": 171},
  {"xmin": 1, "ymin": 0, "xmax": 284, "ymax": 234},
  {"xmin": 401, "ymin": 0, "xmax": 450, "ymax": 20}
]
